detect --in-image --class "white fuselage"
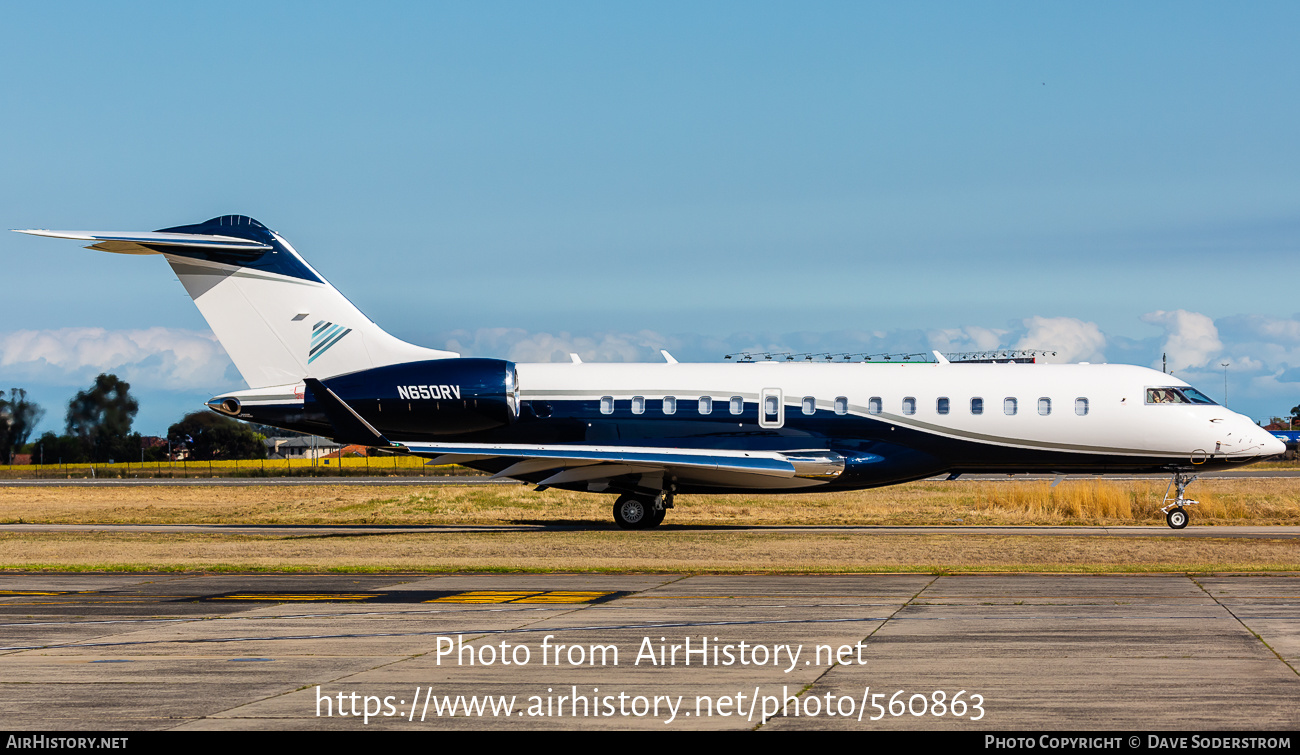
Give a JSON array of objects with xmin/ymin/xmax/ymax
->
[{"xmin": 514, "ymin": 360, "xmax": 1278, "ymax": 464}]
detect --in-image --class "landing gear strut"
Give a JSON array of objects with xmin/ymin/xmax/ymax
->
[
  {"xmin": 612, "ymin": 491, "xmax": 671, "ymax": 530},
  {"xmin": 1160, "ymin": 472, "xmax": 1199, "ymax": 530}
]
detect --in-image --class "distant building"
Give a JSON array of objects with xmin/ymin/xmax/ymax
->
[
  {"xmin": 321, "ymin": 444, "xmax": 375, "ymax": 459},
  {"xmin": 264, "ymin": 436, "xmax": 343, "ymax": 460}
]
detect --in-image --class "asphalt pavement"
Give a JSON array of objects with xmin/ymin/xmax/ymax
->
[{"xmin": 1, "ymin": 572, "xmax": 1296, "ymax": 730}]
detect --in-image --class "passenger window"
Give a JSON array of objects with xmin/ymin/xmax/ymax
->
[
  {"xmin": 730, "ymin": 396, "xmax": 744, "ymax": 415},
  {"xmin": 1075, "ymin": 397, "xmax": 1089, "ymax": 416},
  {"xmin": 599, "ymin": 396, "xmax": 614, "ymax": 415},
  {"xmin": 936, "ymin": 397, "xmax": 950, "ymax": 415},
  {"xmin": 902, "ymin": 397, "xmax": 916, "ymax": 415},
  {"xmin": 631, "ymin": 396, "xmax": 645, "ymax": 415},
  {"xmin": 868, "ymin": 397, "xmax": 882, "ymax": 415},
  {"xmin": 1038, "ymin": 397, "xmax": 1051, "ymax": 416},
  {"xmin": 1004, "ymin": 397, "xmax": 1018, "ymax": 416},
  {"xmin": 699, "ymin": 396, "xmax": 712, "ymax": 415},
  {"xmin": 663, "ymin": 396, "xmax": 676, "ymax": 415},
  {"xmin": 971, "ymin": 397, "xmax": 984, "ymax": 415},
  {"xmin": 802, "ymin": 396, "xmax": 816, "ymax": 415},
  {"xmin": 834, "ymin": 396, "xmax": 848, "ymax": 415},
  {"xmin": 764, "ymin": 395, "xmax": 779, "ymax": 418}
]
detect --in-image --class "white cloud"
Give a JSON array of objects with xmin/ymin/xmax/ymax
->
[
  {"xmin": 1218, "ymin": 314, "xmax": 1300, "ymax": 345},
  {"xmin": 441, "ymin": 327, "xmax": 902, "ymax": 363},
  {"xmin": 927, "ymin": 326, "xmax": 1007, "ymax": 353},
  {"xmin": 11, "ymin": 312, "xmax": 1300, "ymax": 427},
  {"xmin": 443, "ymin": 328, "xmax": 673, "ymax": 363},
  {"xmin": 1222, "ymin": 355, "xmax": 1263, "ymax": 371},
  {"xmin": 1014, "ymin": 316, "xmax": 1106, "ymax": 363},
  {"xmin": 0, "ymin": 328, "xmax": 237, "ymax": 390},
  {"xmin": 1140, "ymin": 310, "xmax": 1222, "ymax": 371}
]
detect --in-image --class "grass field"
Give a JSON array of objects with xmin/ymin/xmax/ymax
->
[
  {"xmin": 3, "ymin": 477, "xmax": 1299, "ymax": 526},
  {"xmin": 0, "ymin": 479, "xmax": 1296, "ymax": 572},
  {"xmin": 3, "ymin": 530, "xmax": 1295, "ymax": 573}
]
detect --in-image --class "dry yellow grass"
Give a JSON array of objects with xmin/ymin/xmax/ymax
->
[
  {"xmin": 968, "ymin": 479, "xmax": 1278, "ymax": 523},
  {"xmin": 2, "ymin": 478, "xmax": 1298, "ymax": 526},
  {"xmin": 3, "ymin": 479, "xmax": 1297, "ymax": 573},
  {"xmin": 1, "ymin": 530, "xmax": 1296, "ymax": 573}
]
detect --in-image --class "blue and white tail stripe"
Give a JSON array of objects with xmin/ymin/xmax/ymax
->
[{"xmin": 309, "ymin": 320, "xmax": 352, "ymax": 364}]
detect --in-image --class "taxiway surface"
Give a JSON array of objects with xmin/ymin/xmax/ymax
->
[{"xmin": 0, "ymin": 572, "xmax": 1296, "ymax": 730}]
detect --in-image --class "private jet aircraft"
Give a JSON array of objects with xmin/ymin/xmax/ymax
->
[{"xmin": 18, "ymin": 215, "xmax": 1284, "ymax": 529}]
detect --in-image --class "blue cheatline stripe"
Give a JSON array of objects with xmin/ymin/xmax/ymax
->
[
  {"xmin": 313, "ymin": 320, "xmax": 326, "ymax": 331},
  {"xmin": 311, "ymin": 323, "xmax": 342, "ymax": 349},
  {"xmin": 308, "ymin": 328, "xmax": 352, "ymax": 363}
]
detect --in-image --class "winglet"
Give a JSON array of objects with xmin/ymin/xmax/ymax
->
[
  {"xmin": 303, "ymin": 378, "xmax": 396, "ymax": 448},
  {"xmin": 660, "ymin": 350, "xmax": 678, "ymax": 364}
]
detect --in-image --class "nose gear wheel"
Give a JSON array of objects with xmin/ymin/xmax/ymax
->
[{"xmin": 1159, "ymin": 472, "xmax": 1199, "ymax": 529}]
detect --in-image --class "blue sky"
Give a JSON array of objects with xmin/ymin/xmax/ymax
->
[{"xmin": 3, "ymin": 1, "xmax": 1299, "ymax": 435}]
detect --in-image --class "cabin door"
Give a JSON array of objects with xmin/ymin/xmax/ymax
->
[{"xmin": 759, "ymin": 387, "xmax": 784, "ymax": 429}]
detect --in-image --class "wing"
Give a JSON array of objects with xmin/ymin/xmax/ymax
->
[{"xmin": 400, "ymin": 441, "xmax": 845, "ymax": 490}]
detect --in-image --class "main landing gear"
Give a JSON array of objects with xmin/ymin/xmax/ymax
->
[
  {"xmin": 1160, "ymin": 472, "xmax": 1199, "ymax": 530},
  {"xmin": 612, "ymin": 492, "xmax": 671, "ymax": 530}
]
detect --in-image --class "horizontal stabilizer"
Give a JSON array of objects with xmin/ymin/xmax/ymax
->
[{"xmin": 13, "ymin": 228, "xmax": 272, "ymax": 255}]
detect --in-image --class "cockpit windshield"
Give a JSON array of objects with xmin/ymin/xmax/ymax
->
[
  {"xmin": 1180, "ymin": 387, "xmax": 1217, "ymax": 404},
  {"xmin": 1145, "ymin": 386, "xmax": 1218, "ymax": 405}
]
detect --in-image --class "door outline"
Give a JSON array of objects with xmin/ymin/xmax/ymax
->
[{"xmin": 759, "ymin": 387, "xmax": 784, "ymax": 429}]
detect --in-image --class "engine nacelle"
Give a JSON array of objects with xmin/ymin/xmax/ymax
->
[{"xmin": 316, "ymin": 358, "xmax": 519, "ymax": 439}]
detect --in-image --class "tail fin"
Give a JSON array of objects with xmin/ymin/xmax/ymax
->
[{"xmin": 15, "ymin": 215, "xmax": 457, "ymax": 388}]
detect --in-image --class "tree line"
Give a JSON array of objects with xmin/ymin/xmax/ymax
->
[{"xmin": 2, "ymin": 373, "xmax": 268, "ymax": 464}]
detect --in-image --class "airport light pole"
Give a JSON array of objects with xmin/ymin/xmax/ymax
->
[{"xmin": 1221, "ymin": 362, "xmax": 1230, "ymax": 407}]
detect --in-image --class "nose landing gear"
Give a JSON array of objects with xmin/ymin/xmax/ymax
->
[{"xmin": 1160, "ymin": 472, "xmax": 1199, "ymax": 530}]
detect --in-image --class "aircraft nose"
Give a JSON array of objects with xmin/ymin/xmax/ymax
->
[{"xmin": 1221, "ymin": 415, "xmax": 1286, "ymax": 459}]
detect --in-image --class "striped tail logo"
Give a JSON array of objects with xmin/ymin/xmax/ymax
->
[{"xmin": 309, "ymin": 320, "xmax": 352, "ymax": 364}]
